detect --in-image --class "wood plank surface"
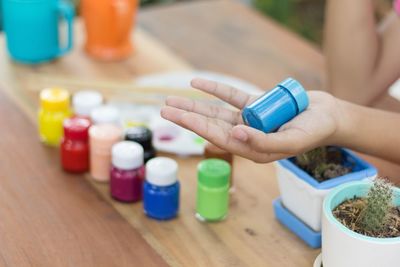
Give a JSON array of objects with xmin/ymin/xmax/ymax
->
[
  {"xmin": 87, "ymin": 156, "xmax": 319, "ymax": 267},
  {"xmin": 139, "ymin": 0, "xmax": 326, "ymax": 92},
  {"xmin": 139, "ymin": 0, "xmax": 400, "ymax": 184},
  {"xmin": 0, "ymin": 89, "xmax": 168, "ymax": 267},
  {"xmin": 0, "ymin": 22, "xmax": 192, "ymax": 121},
  {"xmin": 6, "ymin": 0, "xmax": 400, "ymax": 266}
]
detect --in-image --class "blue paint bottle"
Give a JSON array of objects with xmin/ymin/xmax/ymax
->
[
  {"xmin": 242, "ymin": 78, "xmax": 309, "ymax": 133},
  {"xmin": 143, "ymin": 157, "xmax": 180, "ymax": 220}
]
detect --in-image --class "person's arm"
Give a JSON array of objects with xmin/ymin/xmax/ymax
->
[
  {"xmin": 335, "ymin": 99, "xmax": 400, "ymax": 163},
  {"xmin": 161, "ymin": 79, "xmax": 400, "ymax": 164},
  {"xmin": 324, "ymin": 0, "xmax": 400, "ymax": 105}
]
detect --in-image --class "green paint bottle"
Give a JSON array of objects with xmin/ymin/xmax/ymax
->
[{"xmin": 196, "ymin": 159, "xmax": 231, "ymax": 222}]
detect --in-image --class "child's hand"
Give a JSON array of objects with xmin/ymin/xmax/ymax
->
[{"xmin": 161, "ymin": 78, "xmax": 343, "ymax": 163}]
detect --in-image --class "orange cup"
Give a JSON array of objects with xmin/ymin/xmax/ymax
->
[{"xmin": 81, "ymin": 0, "xmax": 138, "ymax": 61}]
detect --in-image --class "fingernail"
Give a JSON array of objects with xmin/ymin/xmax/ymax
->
[
  {"xmin": 190, "ymin": 78, "xmax": 201, "ymax": 88},
  {"xmin": 233, "ymin": 128, "xmax": 248, "ymax": 142},
  {"xmin": 160, "ymin": 108, "xmax": 166, "ymax": 118},
  {"xmin": 165, "ymin": 96, "xmax": 172, "ymax": 105}
]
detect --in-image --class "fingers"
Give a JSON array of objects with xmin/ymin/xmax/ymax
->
[
  {"xmin": 160, "ymin": 106, "xmax": 277, "ymax": 161},
  {"xmin": 191, "ymin": 78, "xmax": 256, "ymax": 109},
  {"xmin": 165, "ymin": 96, "xmax": 242, "ymax": 125},
  {"xmin": 231, "ymin": 125, "xmax": 306, "ymax": 155},
  {"xmin": 160, "ymin": 106, "xmax": 231, "ymax": 146}
]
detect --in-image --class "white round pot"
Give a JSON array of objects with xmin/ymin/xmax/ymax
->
[
  {"xmin": 322, "ymin": 181, "xmax": 400, "ymax": 267},
  {"xmin": 313, "ymin": 253, "xmax": 322, "ymax": 267},
  {"xmin": 276, "ymin": 149, "xmax": 376, "ymax": 232}
]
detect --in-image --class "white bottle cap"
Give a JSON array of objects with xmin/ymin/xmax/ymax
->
[
  {"xmin": 73, "ymin": 90, "xmax": 103, "ymax": 116},
  {"xmin": 146, "ymin": 157, "xmax": 178, "ymax": 186},
  {"xmin": 112, "ymin": 141, "xmax": 144, "ymax": 170},
  {"xmin": 91, "ymin": 105, "xmax": 120, "ymax": 125}
]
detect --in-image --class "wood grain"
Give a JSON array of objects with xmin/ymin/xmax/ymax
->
[
  {"xmin": 87, "ymin": 155, "xmax": 320, "ymax": 267},
  {"xmin": 0, "ymin": 6, "xmax": 322, "ymax": 265},
  {"xmin": 0, "ymin": 89, "xmax": 168, "ymax": 267},
  {"xmin": 4, "ymin": 1, "xmax": 400, "ymax": 266},
  {"xmin": 0, "ymin": 24, "xmax": 192, "ymax": 119},
  {"xmin": 139, "ymin": 0, "xmax": 326, "ymax": 92},
  {"xmin": 139, "ymin": 0, "xmax": 400, "ymax": 185}
]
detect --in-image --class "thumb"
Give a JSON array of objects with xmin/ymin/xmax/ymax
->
[{"xmin": 231, "ymin": 124, "xmax": 303, "ymax": 155}]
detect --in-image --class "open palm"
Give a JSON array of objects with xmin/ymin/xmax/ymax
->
[{"xmin": 161, "ymin": 78, "xmax": 340, "ymax": 163}]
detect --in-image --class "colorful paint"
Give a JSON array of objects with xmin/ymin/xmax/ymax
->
[
  {"xmin": 38, "ymin": 88, "xmax": 71, "ymax": 146},
  {"xmin": 196, "ymin": 159, "xmax": 230, "ymax": 221},
  {"xmin": 89, "ymin": 124, "xmax": 122, "ymax": 182},
  {"xmin": 110, "ymin": 141, "xmax": 144, "ymax": 202},
  {"xmin": 125, "ymin": 126, "xmax": 156, "ymax": 163},
  {"xmin": 204, "ymin": 142, "xmax": 234, "ymax": 190},
  {"xmin": 61, "ymin": 117, "xmax": 91, "ymax": 173},
  {"xmin": 143, "ymin": 157, "xmax": 180, "ymax": 220}
]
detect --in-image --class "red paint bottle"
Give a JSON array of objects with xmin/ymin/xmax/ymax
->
[{"xmin": 61, "ymin": 117, "xmax": 91, "ymax": 173}]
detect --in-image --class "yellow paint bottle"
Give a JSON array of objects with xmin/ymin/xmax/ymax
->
[{"xmin": 38, "ymin": 88, "xmax": 71, "ymax": 146}]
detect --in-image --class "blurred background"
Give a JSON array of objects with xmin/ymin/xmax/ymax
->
[{"xmin": 0, "ymin": 0, "xmax": 394, "ymax": 43}]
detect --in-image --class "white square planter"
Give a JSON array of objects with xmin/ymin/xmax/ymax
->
[{"xmin": 275, "ymin": 149, "xmax": 377, "ymax": 232}]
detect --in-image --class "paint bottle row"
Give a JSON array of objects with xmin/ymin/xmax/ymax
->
[{"xmin": 38, "ymin": 87, "xmax": 232, "ymax": 221}]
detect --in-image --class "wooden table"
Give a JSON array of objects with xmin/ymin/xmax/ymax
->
[{"xmin": 1, "ymin": 1, "xmax": 397, "ymax": 266}]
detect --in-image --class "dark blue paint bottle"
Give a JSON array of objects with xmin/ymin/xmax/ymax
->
[
  {"xmin": 144, "ymin": 157, "xmax": 180, "ymax": 220},
  {"xmin": 242, "ymin": 78, "xmax": 309, "ymax": 133}
]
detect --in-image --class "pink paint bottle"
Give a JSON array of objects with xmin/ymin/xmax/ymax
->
[
  {"xmin": 89, "ymin": 124, "xmax": 122, "ymax": 182},
  {"xmin": 110, "ymin": 141, "xmax": 145, "ymax": 202}
]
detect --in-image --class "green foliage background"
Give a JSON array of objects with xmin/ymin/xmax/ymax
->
[{"xmin": 253, "ymin": 0, "xmax": 325, "ymax": 43}]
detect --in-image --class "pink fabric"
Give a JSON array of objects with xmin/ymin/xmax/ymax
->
[{"xmin": 394, "ymin": 0, "xmax": 400, "ymax": 15}]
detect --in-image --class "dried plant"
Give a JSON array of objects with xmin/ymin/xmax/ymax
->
[
  {"xmin": 296, "ymin": 147, "xmax": 327, "ymax": 169},
  {"xmin": 295, "ymin": 147, "xmax": 350, "ymax": 181},
  {"xmin": 360, "ymin": 179, "xmax": 394, "ymax": 232}
]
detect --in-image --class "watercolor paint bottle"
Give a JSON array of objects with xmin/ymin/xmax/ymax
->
[
  {"xmin": 110, "ymin": 141, "xmax": 145, "ymax": 202},
  {"xmin": 143, "ymin": 157, "xmax": 180, "ymax": 220},
  {"xmin": 72, "ymin": 90, "xmax": 103, "ymax": 118},
  {"xmin": 61, "ymin": 117, "xmax": 91, "ymax": 173},
  {"xmin": 204, "ymin": 142, "xmax": 234, "ymax": 190},
  {"xmin": 38, "ymin": 88, "xmax": 71, "ymax": 146},
  {"xmin": 89, "ymin": 124, "xmax": 122, "ymax": 182},
  {"xmin": 125, "ymin": 126, "xmax": 156, "ymax": 163},
  {"xmin": 196, "ymin": 159, "xmax": 231, "ymax": 222},
  {"xmin": 242, "ymin": 78, "xmax": 309, "ymax": 133},
  {"xmin": 90, "ymin": 105, "xmax": 120, "ymax": 125}
]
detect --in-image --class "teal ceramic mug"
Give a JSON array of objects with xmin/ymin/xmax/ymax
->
[
  {"xmin": 0, "ymin": 0, "xmax": 3, "ymax": 31},
  {"xmin": 2, "ymin": 0, "xmax": 74, "ymax": 64}
]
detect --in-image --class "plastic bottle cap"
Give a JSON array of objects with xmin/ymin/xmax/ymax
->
[
  {"xmin": 63, "ymin": 117, "xmax": 91, "ymax": 141},
  {"xmin": 146, "ymin": 157, "xmax": 178, "ymax": 186},
  {"xmin": 91, "ymin": 105, "xmax": 120, "ymax": 125},
  {"xmin": 125, "ymin": 126, "xmax": 153, "ymax": 149},
  {"xmin": 198, "ymin": 159, "xmax": 230, "ymax": 188},
  {"xmin": 279, "ymin": 78, "xmax": 309, "ymax": 113},
  {"xmin": 73, "ymin": 90, "xmax": 103, "ymax": 116},
  {"xmin": 112, "ymin": 141, "xmax": 144, "ymax": 170},
  {"xmin": 40, "ymin": 88, "xmax": 70, "ymax": 111}
]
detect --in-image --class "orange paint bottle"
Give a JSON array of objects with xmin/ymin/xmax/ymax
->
[{"xmin": 81, "ymin": 0, "xmax": 138, "ymax": 61}]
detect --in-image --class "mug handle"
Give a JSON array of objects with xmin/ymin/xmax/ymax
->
[{"xmin": 56, "ymin": 1, "xmax": 74, "ymax": 56}]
